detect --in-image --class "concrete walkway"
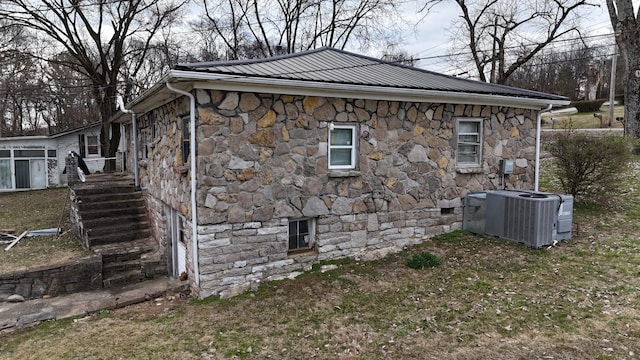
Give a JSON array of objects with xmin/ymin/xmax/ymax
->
[{"xmin": 0, "ymin": 277, "xmax": 188, "ymax": 333}]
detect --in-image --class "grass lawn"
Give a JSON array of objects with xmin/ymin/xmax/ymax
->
[
  {"xmin": 541, "ymin": 104, "xmax": 625, "ymax": 129},
  {"xmin": 0, "ymin": 187, "xmax": 88, "ymax": 275},
  {"xmin": 1, "ymin": 160, "xmax": 639, "ymax": 359}
]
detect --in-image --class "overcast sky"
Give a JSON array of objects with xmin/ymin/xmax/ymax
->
[{"xmin": 401, "ymin": 0, "xmax": 626, "ymax": 75}]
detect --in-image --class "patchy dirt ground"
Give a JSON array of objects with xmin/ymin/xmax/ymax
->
[
  {"xmin": 1, "ymin": 161, "xmax": 639, "ymax": 359},
  {"xmin": 0, "ymin": 188, "xmax": 88, "ymax": 275},
  {"xmin": 2, "ymin": 219, "xmax": 640, "ymax": 359}
]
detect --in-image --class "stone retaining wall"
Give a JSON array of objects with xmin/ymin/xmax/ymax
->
[{"xmin": 0, "ymin": 256, "xmax": 102, "ymax": 301}]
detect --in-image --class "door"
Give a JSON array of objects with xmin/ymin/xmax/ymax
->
[
  {"xmin": 0, "ymin": 159, "xmax": 11, "ymax": 189},
  {"xmin": 78, "ymin": 134, "xmax": 86, "ymax": 158},
  {"xmin": 165, "ymin": 206, "xmax": 187, "ymax": 279},
  {"xmin": 176, "ymin": 235, "xmax": 187, "ymax": 278},
  {"xmin": 30, "ymin": 159, "xmax": 46, "ymax": 189},
  {"xmin": 14, "ymin": 159, "xmax": 46, "ymax": 189},
  {"xmin": 15, "ymin": 160, "xmax": 30, "ymax": 189}
]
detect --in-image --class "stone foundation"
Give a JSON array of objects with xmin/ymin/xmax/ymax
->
[{"xmin": 196, "ymin": 208, "xmax": 461, "ymax": 298}]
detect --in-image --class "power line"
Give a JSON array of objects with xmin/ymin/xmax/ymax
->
[{"xmin": 414, "ymin": 31, "xmax": 620, "ymax": 64}]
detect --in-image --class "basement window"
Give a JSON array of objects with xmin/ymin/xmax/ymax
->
[
  {"xmin": 288, "ymin": 218, "xmax": 315, "ymax": 253},
  {"xmin": 441, "ymin": 207, "xmax": 455, "ymax": 215}
]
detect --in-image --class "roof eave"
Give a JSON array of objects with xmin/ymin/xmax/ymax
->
[
  {"xmin": 177, "ymin": 70, "xmax": 569, "ymax": 109},
  {"xmin": 115, "ymin": 70, "xmax": 569, "ymax": 121}
]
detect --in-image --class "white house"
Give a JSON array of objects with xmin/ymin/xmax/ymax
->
[{"xmin": 0, "ymin": 122, "xmax": 104, "ymax": 191}]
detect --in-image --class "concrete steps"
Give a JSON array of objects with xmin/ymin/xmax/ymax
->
[
  {"xmin": 93, "ymin": 238, "xmax": 163, "ymax": 287},
  {"xmin": 80, "ymin": 207, "xmax": 147, "ymax": 221},
  {"xmin": 70, "ymin": 177, "xmax": 167, "ymax": 289},
  {"xmin": 82, "ymin": 214, "xmax": 149, "ymax": 228}
]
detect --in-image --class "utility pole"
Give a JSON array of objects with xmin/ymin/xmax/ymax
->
[{"xmin": 608, "ymin": 51, "xmax": 617, "ymax": 127}]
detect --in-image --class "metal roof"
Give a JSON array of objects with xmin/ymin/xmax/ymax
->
[
  {"xmin": 0, "ymin": 122, "xmax": 101, "ymax": 140},
  {"xmin": 175, "ymin": 47, "xmax": 568, "ymax": 102}
]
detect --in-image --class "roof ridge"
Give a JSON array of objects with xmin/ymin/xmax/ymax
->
[{"xmin": 176, "ymin": 46, "xmax": 337, "ymax": 69}]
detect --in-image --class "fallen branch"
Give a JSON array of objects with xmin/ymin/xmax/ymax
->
[
  {"xmin": 0, "ymin": 232, "xmax": 17, "ymax": 242},
  {"xmin": 55, "ymin": 229, "xmax": 71, "ymax": 240},
  {"xmin": 5, "ymin": 230, "xmax": 28, "ymax": 251}
]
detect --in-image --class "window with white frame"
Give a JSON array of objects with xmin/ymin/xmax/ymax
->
[
  {"xmin": 288, "ymin": 218, "xmax": 315, "ymax": 252},
  {"xmin": 86, "ymin": 135, "xmax": 100, "ymax": 156},
  {"xmin": 328, "ymin": 124, "xmax": 357, "ymax": 169},
  {"xmin": 456, "ymin": 118, "xmax": 483, "ymax": 166}
]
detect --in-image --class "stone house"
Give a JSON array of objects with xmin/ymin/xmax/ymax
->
[{"xmin": 113, "ymin": 47, "xmax": 569, "ymax": 298}]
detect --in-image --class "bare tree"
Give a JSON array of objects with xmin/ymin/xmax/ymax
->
[
  {"xmin": 0, "ymin": 52, "xmax": 46, "ymax": 135},
  {"xmin": 0, "ymin": 0, "xmax": 188, "ymax": 168},
  {"xmin": 46, "ymin": 54, "xmax": 101, "ymax": 132},
  {"xmin": 443, "ymin": 0, "xmax": 596, "ymax": 84},
  {"xmin": 121, "ymin": 33, "xmax": 197, "ymax": 96},
  {"xmin": 0, "ymin": 21, "xmax": 30, "ymax": 136},
  {"xmin": 382, "ymin": 44, "xmax": 418, "ymax": 66},
  {"xmin": 506, "ymin": 42, "xmax": 596, "ymax": 99},
  {"xmin": 606, "ymin": 0, "xmax": 640, "ymax": 137},
  {"xmin": 1, "ymin": 45, "xmax": 101, "ymax": 136},
  {"xmin": 198, "ymin": 0, "xmax": 402, "ymax": 59},
  {"xmin": 189, "ymin": 18, "xmax": 224, "ymax": 61}
]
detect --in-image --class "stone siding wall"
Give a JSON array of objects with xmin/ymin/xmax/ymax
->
[
  {"xmin": 145, "ymin": 193, "xmax": 170, "ymax": 273},
  {"xmin": 132, "ymin": 89, "xmax": 538, "ymax": 298},
  {"xmin": 144, "ymin": 193, "xmax": 195, "ymax": 282}
]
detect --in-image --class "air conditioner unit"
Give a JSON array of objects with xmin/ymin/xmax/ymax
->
[
  {"xmin": 462, "ymin": 192, "xmax": 487, "ymax": 235},
  {"xmin": 468, "ymin": 190, "xmax": 573, "ymax": 248}
]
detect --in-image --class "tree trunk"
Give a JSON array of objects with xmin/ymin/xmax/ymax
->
[
  {"xmin": 622, "ymin": 37, "xmax": 640, "ymax": 137},
  {"xmin": 97, "ymin": 86, "xmax": 120, "ymax": 172},
  {"xmin": 585, "ymin": 62, "xmax": 603, "ymax": 101},
  {"xmin": 623, "ymin": 66, "xmax": 640, "ymax": 137},
  {"xmin": 607, "ymin": 0, "xmax": 640, "ymax": 138}
]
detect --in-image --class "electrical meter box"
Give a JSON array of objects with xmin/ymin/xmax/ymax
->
[{"xmin": 500, "ymin": 159, "xmax": 514, "ymax": 175}]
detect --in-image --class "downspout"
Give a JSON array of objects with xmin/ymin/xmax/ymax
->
[
  {"xmin": 534, "ymin": 104, "xmax": 553, "ymax": 191},
  {"xmin": 119, "ymin": 108, "xmax": 140, "ymax": 190},
  {"xmin": 131, "ymin": 113, "xmax": 140, "ymax": 190},
  {"xmin": 165, "ymin": 82, "xmax": 200, "ymax": 288}
]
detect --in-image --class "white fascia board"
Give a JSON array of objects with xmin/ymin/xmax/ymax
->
[
  {"xmin": 0, "ymin": 135, "xmax": 49, "ymax": 141},
  {"xmin": 173, "ymin": 70, "xmax": 569, "ymax": 110}
]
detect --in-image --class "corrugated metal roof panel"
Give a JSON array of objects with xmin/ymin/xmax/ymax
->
[{"xmin": 175, "ymin": 47, "xmax": 567, "ymax": 101}]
